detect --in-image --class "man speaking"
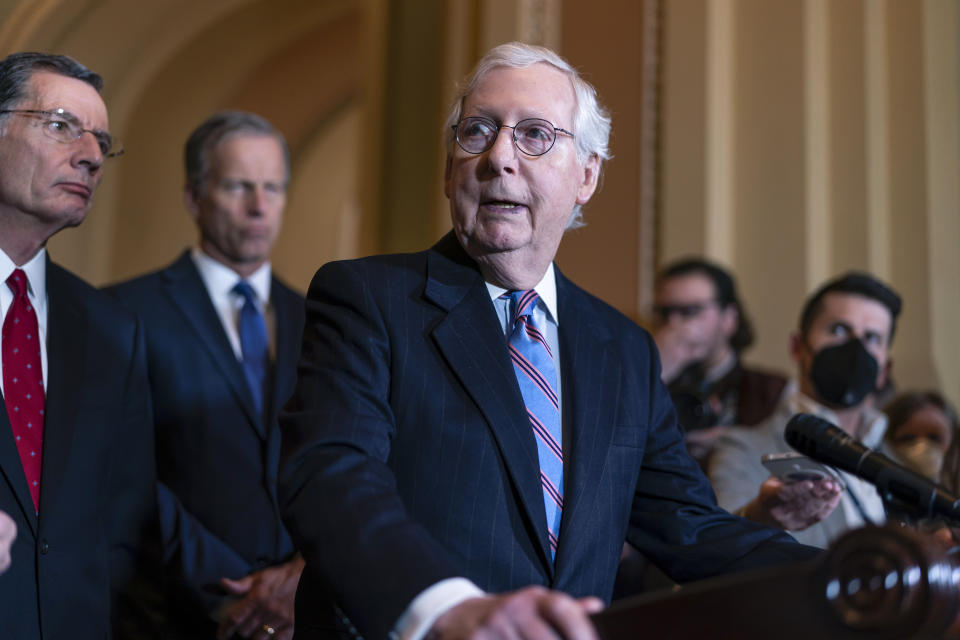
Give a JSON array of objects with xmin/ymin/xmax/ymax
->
[{"xmin": 279, "ymin": 42, "xmax": 818, "ymax": 639}]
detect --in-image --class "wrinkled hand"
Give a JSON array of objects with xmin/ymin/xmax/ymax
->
[
  {"xmin": 740, "ymin": 476, "xmax": 842, "ymax": 531},
  {"xmin": 427, "ymin": 586, "xmax": 603, "ymax": 640},
  {"xmin": 0, "ymin": 510, "xmax": 15, "ymax": 574},
  {"xmin": 653, "ymin": 323, "xmax": 709, "ymax": 383},
  {"xmin": 216, "ymin": 556, "xmax": 304, "ymax": 640}
]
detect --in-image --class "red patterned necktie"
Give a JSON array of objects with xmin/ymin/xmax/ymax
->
[{"xmin": 3, "ymin": 269, "xmax": 45, "ymax": 512}]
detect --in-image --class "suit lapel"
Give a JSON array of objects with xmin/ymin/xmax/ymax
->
[
  {"xmin": 265, "ymin": 281, "xmax": 302, "ymax": 476},
  {"xmin": 269, "ymin": 281, "xmax": 301, "ymax": 423},
  {"xmin": 424, "ymin": 236, "xmax": 554, "ymax": 573},
  {"xmin": 161, "ymin": 253, "xmax": 264, "ymax": 438},
  {"xmin": 552, "ymin": 272, "xmax": 619, "ymax": 571},
  {"xmin": 0, "ymin": 395, "xmax": 38, "ymax": 536},
  {"xmin": 40, "ymin": 261, "xmax": 88, "ymax": 525}
]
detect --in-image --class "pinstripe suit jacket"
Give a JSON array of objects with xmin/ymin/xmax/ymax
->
[{"xmin": 278, "ymin": 233, "xmax": 817, "ymax": 638}]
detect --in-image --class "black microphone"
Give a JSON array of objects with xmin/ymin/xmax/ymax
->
[{"xmin": 785, "ymin": 412, "xmax": 960, "ymax": 522}]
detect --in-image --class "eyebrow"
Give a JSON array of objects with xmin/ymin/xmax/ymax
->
[{"xmin": 48, "ymin": 108, "xmax": 110, "ymax": 135}]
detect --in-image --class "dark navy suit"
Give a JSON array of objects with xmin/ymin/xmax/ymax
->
[
  {"xmin": 279, "ymin": 233, "xmax": 818, "ymax": 638},
  {"xmin": 0, "ymin": 259, "xmax": 162, "ymax": 639},
  {"xmin": 108, "ymin": 251, "xmax": 304, "ymax": 638}
]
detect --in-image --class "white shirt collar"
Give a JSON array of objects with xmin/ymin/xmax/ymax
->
[
  {"xmin": 484, "ymin": 263, "xmax": 559, "ymax": 326},
  {"xmin": 0, "ymin": 247, "xmax": 47, "ymax": 308},
  {"xmin": 190, "ymin": 247, "xmax": 271, "ymax": 305}
]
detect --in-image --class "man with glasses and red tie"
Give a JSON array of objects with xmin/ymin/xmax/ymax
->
[
  {"xmin": 0, "ymin": 52, "xmax": 162, "ymax": 639},
  {"xmin": 279, "ymin": 42, "xmax": 818, "ymax": 640}
]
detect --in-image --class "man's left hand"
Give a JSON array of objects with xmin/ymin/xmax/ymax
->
[{"xmin": 216, "ymin": 556, "xmax": 305, "ymax": 640}]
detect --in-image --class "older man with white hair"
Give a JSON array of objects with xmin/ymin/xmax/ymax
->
[{"xmin": 279, "ymin": 42, "xmax": 818, "ymax": 640}]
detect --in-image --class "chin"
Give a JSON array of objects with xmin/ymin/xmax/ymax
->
[
  {"xmin": 45, "ymin": 207, "xmax": 88, "ymax": 230},
  {"xmin": 467, "ymin": 235, "xmax": 528, "ymax": 258}
]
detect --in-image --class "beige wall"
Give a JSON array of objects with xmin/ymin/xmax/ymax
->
[
  {"xmin": 0, "ymin": 0, "xmax": 375, "ymax": 294},
  {"xmin": 1, "ymin": 0, "xmax": 957, "ymax": 405},
  {"xmin": 660, "ymin": 0, "xmax": 960, "ymax": 406}
]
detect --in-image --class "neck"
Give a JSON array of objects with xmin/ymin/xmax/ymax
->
[
  {"xmin": 703, "ymin": 348, "xmax": 736, "ymax": 382},
  {"xmin": 0, "ymin": 213, "xmax": 51, "ymax": 265},
  {"xmin": 474, "ymin": 253, "xmax": 551, "ymax": 291},
  {"xmin": 198, "ymin": 242, "xmax": 266, "ymax": 279},
  {"xmin": 799, "ymin": 378, "xmax": 870, "ymax": 436},
  {"xmin": 833, "ymin": 403, "xmax": 868, "ymax": 436}
]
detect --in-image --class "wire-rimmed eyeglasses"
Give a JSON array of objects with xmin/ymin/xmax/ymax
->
[
  {"xmin": 0, "ymin": 108, "xmax": 124, "ymax": 158},
  {"xmin": 452, "ymin": 116, "xmax": 574, "ymax": 157}
]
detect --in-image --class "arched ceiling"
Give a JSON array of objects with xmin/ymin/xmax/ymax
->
[{"xmin": 0, "ymin": 0, "xmax": 369, "ymax": 284}]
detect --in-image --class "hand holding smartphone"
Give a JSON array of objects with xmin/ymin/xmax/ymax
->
[{"xmin": 761, "ymin": 452, "xmax": 844, "ymax": 487}]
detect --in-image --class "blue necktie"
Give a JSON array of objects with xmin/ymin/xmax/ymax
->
[
  {"xmin": 503, "ymin": 290, "xmax": 563, "ymax": 559},
  {"xmin": 233, "ymin": 281, "xmax": 268, "ymax": 418}
]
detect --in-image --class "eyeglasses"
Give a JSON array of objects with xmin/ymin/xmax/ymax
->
[
  {"xmin": 452, "ymin": 116, "xmax": 574, "ymax": 157},
  {"xmin": 0, "ymin": 108, "xmax": 124, "ymax": 158}
]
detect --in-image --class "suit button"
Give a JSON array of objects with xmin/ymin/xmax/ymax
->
[{"xmin": 40, "ymin": 539, "xmax": 49, "ymax": 554}]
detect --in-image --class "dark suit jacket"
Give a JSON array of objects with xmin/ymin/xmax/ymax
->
[
  {"xmin": 107, "ymin": 252, "xmax": 304, "ymax": 637},
  {"xmin": 279, "ymin": 234, "xmax": 819, "ymax": 639},
  {"xmin": 0, "ymin": 259, "xmax": 162, "ymax": 640}
]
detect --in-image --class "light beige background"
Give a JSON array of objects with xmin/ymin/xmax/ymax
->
[{"xmin": 0, "ymin": 0, "xmax": 957, "ymax": 407}]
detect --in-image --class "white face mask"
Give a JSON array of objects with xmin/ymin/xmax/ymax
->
[{"xmin": 891, "ymin": 439, "xmax": 946, "ymax": 481}]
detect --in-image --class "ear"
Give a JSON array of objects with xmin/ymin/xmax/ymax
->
[
  {"xmin": 183, "ymin": 185, "xmax": 200, "ymax": 220},
  {"xmin": 878, "ymin": 355, "xmax": 892, "ymax": 390},
  {"xmin": 721, "ymin": 304, "xmax": 738, "ymax": 339},
  {"xmin": 575, "ymin": 154, "xmax": 601, "ymax": 205},
  {"xmin": 788, "ymin": 331, "xmax": 805, "ymax": 367},
  {"xmin": 443, "ymin": 154, "xmax": 454, "ymax": 200}
]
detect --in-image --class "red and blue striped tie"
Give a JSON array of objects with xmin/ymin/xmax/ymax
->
[{"xmin": 503, "ymin": 290, "xmax": 562, "ymax": 560}]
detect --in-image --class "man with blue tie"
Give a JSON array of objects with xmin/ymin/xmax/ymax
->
[
  {"xmin": 109, "ymin": 111, "xmax": 304, "ymax": 640},
  {"xmin": 279, "ymin": 42, "xmax": 819, "ymax": 639}
]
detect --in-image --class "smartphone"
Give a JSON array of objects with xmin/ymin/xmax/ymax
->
[{"xmin": 761, "ymin": 452, "xmax": 844, "ymax": 486}]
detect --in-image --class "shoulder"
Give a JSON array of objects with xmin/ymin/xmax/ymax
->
[
  {"xmin": 49, "ymin": 261, "xmax": 142, "ymax": 334},
  {"xmin": 271, "ymin": 274, "xmax": 306, "ymax": 306},
  {"xmin": 103, "ymin": 254, "xmax": 188, "ymax": 304},
  {"xmin": 715, "ymin": 408, "xmax": 791, "ymax": 457},
  {"xmin": 738, "ymin": 364, "xmax": 789, "ymax": 395},
  {"xmin": 557, "ymin": 271, "xmax": 655, "ymax": 350},
  {"xmin": 308, "ymin": 250, "xmax": 433, "ymax": 297}
]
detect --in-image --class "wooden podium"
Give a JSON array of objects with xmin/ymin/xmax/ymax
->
[{"xmin": 593, "ymin": 526, "xmax": 960, "ymax": 639}]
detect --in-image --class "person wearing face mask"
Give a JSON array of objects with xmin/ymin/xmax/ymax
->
[
  {"xmin": 885, "ymin": 391, "xmax": 958, "ymax": 482},
  {"xmin": 707, "ymin": 272, "xmax": 902, "ymax": 548}
]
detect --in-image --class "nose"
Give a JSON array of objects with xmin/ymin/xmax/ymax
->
[
  {"xmin": 485, "ymin": 125, "xmax": 518, "ymax": 175},
  {"xmin": 246, "ymin": 187, "xmax": 269, "ymax": 216},
  {"xmin": 72, "ymin": 131, "xmax": 103, "ymax": 174}
]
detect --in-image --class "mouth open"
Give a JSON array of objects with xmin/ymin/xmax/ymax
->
[{"xmin": 482, "ymin": 199, "xmax": 526, "ymax": 213}]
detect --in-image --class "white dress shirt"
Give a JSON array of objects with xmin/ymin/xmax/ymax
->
[
  {"xmin": 391, "ymin": 264, "xmax": 561, "ymax": 640},
  {"xmin": 0, "ymin": 248, "xmax": 49, "ymax": 395},
  {"xmin": 190, "ymin": 248, "xmax": 272, "ymax": 361}
]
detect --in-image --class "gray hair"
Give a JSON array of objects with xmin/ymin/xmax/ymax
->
[
  {"xmin": 184, "ymin": 110, "xmax": 290, "ymax": 195},
  {"xmin": 443, "ymin": 42, "xmax": 612, "ymax": 228},
  {"xmin": 0, "ymin": 52, "xmax": 102, "ymax": 117}
]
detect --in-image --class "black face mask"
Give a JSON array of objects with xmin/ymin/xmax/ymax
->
[{"xmin": 809, "ymin": 339, "xmax": 879, "ymax": 408}]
